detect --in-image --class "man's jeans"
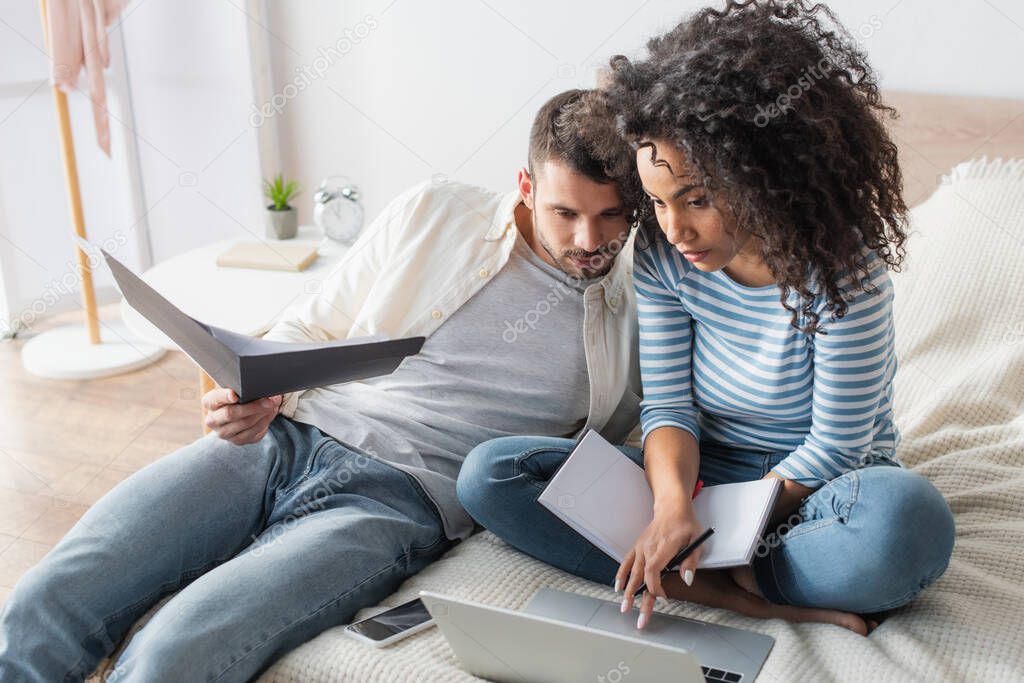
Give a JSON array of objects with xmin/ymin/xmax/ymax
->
[
  {"xmin": 0, "ymin": 416, "xmax": 452, "ymax": 682},
  {"xmin": 457, "ymin": 436, "xmax": 955, "ymax": 615}
]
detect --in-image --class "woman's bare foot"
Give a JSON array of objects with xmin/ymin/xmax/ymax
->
[
  {"xmin": 728, "ymin": 565, "xmax": 762, "ymax": 597},
  {"xmin": 660, "ymin": 570, "xmax": 872, "ymax": 636},
  {"xmin": 727, "ymin": 566, "xmax": 883, "ymax": 635}
]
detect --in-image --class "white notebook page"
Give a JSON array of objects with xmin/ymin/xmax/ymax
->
[{"xmin": 537, "ymin": 431, "xmax": 781, "ymax": 569}]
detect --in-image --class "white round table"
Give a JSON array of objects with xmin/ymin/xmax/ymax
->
[{"xmin": 121, "ymin": 226, "xmax": 350, "ymax": 431}]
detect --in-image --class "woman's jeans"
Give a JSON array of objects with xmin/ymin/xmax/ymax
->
[
  {"xmin": 0, "ymin": 416, "xmax": 453, "ymax": 683},
  {"xmin": 457, "ymin": 437, "xmax": 955, "ymax": 615}
]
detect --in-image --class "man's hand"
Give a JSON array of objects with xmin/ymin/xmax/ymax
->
[{"xmin": 202, "ymin": 387, "xmax": 282, "ymax": 445}]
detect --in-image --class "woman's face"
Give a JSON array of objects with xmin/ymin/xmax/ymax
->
[{"xmin": 635, "ymin": 139, "xmax": 761, "ymax": 274}]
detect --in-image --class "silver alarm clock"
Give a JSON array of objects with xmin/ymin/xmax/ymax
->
[{"xmin": 313, "ymin": 176, "xmax": 364, "ymax": 244}]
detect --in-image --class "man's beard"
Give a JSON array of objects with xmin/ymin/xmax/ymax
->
[{"xmin": 536, "ymin": 228, "xmax": 613, "ymax": 280}]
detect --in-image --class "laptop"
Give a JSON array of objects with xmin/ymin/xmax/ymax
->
[{"xmin": 421, "ymin": 588, "xmax": 774, "ymax": 682}]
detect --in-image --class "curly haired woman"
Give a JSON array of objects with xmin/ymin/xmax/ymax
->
[{"xmin": 458, "ymin": 1, "xmax": 955, "ymax": 636}]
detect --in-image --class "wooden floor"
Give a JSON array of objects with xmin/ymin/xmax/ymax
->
[{"xmin": 0, "ymin": 304, "xmax": 202, "ymax": 607}]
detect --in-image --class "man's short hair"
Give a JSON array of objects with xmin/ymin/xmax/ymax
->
[{"xmin": 527, "ymin": 89, "xmax": 614, "ymax": 185}]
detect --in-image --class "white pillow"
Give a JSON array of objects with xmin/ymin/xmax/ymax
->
[{"xmin": 890, "ymin": 157, "xmax": 1024, "ymax": 467}]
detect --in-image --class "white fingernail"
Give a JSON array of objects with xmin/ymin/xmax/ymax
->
[
  {"xmin": 684, "ymin": 569, "xmax": 694, "ymax": 586},
  {"xmin": 620, "ymin": 598, "xmax": 630, "ymax": 613},
  {"xmin": 637, "ymin": 612, "xmax": 648, "ymax": 629},
  {"xmin": 614, "ymin": 578, "xmax": 622, "ymax": 593}
]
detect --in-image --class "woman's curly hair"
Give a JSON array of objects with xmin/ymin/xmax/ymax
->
[{"xmin": 592, "ymin": 0, "xmax": 909, "ymax": 335}]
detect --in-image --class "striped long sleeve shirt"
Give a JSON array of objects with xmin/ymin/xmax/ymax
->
[{"xmin": 634, "ymin": 236, "xmax": 901, "ymax": 489}]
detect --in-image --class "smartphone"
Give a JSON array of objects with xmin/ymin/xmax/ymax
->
[{"xmin": 344, "ymin": 597, "xmax": 435, "ymax": 647}]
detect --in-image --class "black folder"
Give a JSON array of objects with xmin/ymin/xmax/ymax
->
[{"xmin": 102, "ymin": 249, "xmax": 425, "ymax": 403}]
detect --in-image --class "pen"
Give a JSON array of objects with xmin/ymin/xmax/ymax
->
[{"xmin": 635, "ymin": 526, "xmax": 715, "ymax": 597}]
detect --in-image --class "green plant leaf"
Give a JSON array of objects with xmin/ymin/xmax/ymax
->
[{"xmin": 263, "ymin": 172, "xmax": 300, "ymax": 210}]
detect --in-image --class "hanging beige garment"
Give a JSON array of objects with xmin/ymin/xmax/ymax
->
[{"xmin": 46, "ymin": 0, "xmax": 132, "ymax": 156}]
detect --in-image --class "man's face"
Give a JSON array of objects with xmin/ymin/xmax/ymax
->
[{"xmin": 517, "ymin": 160, "xmax": 630, "ymax": 280}]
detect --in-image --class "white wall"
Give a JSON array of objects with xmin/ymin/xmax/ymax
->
[
  {"xmin": 262, "ymin": 0, "xmax": 1024, "ymax": 223},
  {"xmin": 117, "ymin": 0, "xmax": 266, "ymax": 264}
]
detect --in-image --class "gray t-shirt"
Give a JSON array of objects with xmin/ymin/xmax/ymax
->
[{"xmin": 290, "ymin": 229, "xmax": 598, "ymax": 539}]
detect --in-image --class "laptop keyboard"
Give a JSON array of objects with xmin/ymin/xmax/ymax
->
[{"xmin": 701, "ymin": 665, "xmax": 743, "ymax": 682}]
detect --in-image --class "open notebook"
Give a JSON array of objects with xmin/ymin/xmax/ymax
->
[{"xmin": 537, "ymin": 431, "xmax": 782, "ymax": 570}]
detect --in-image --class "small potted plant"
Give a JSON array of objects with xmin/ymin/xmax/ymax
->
[{"xmin": 263, "ymin": 173, "xmax": 300, "ymax": 239}]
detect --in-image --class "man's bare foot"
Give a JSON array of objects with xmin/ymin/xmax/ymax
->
[{"xmin": 660, "ymin": 570, "xmax": 872, "ymax": 636}]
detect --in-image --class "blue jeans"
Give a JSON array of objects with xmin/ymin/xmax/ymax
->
[
  {"xmin": 457, "ymin": 436, "xmax": 955, "ymax": 615},
  {"xmin": 0, "ymin": 416, "xmax": 452, "ymax": 682}
]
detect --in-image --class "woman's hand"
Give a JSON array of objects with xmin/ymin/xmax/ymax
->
[{"xmin": 615, "ymin": 498, "xmax": 705, "ymax": 629}]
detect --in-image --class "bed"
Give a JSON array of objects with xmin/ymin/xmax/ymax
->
[{"xmin": 93, "ymin": 90, "xmax": 1024, "ymax": 683}]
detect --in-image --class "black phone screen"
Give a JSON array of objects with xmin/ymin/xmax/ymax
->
[{"xmin": 347, "ymin": 598, "xmax": 431, "ymax": 641}]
